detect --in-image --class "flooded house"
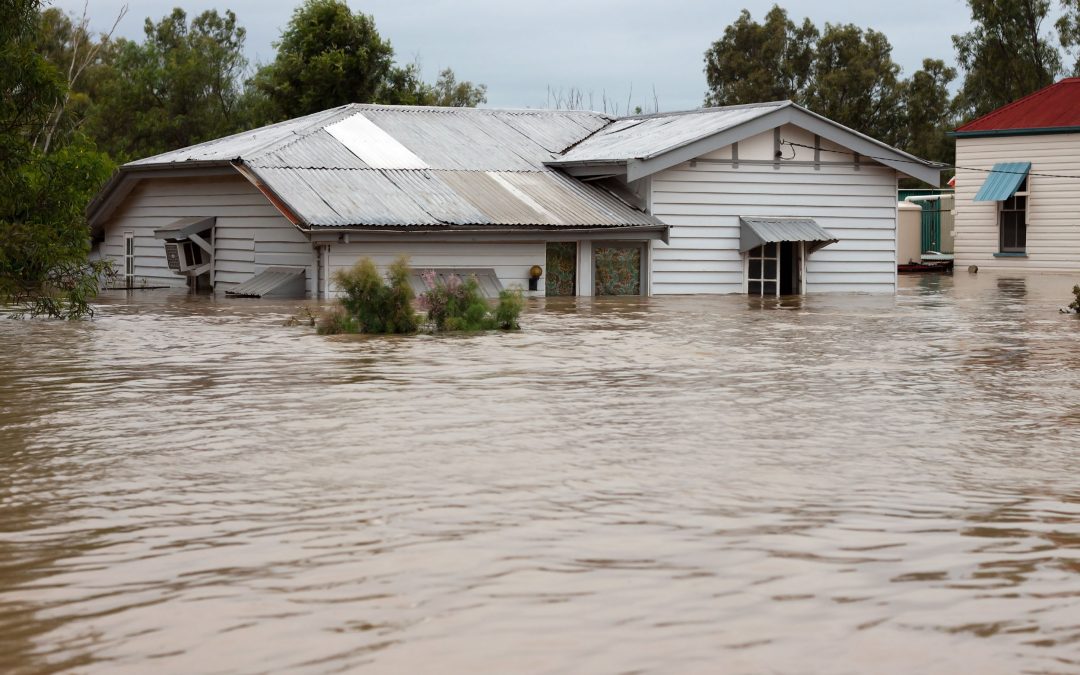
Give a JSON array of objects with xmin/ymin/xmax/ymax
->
[
  {"xmin": 952, "ymin": 78, "xmax": 1080, "ymax": 273},
  {"xmin": 87, "ymin": 102, "xmax": 940, "ymax": 298}
]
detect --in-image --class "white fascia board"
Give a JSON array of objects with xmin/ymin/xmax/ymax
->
[{"xmin": 624, "ymin": 105, "xmax": 941, "ymax": 186}]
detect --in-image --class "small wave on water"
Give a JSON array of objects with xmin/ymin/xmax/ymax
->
[{"xmin": 1, "ymin": 272, "xmax": 1078, "ymax": 674}]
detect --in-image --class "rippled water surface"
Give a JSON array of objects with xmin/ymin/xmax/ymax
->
[{"xmin": 2, "ymin": 272, "xmax": 1079, "ymax": 674}]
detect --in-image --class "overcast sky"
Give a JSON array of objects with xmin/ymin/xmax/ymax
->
[{"xmin": 48, "ymin": 0, "xmax": 1013, "ymax": 112}]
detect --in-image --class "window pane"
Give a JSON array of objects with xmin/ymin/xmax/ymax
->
[
  {"xmin": 749, "ymin": 259, "xmax": 761, "ymax": 278},
  {"xmin": 763, "ymin": 281, "xmax": 777, "ymax": 295},
  {"xmin": 764, "ymin": 242, "xmax": 777, "ymax": 257},
  {"xmin": 1015, "ymin": 195, "xmax": 1026, "ymax": 210},
  {"xmin": 764, "ymin": 259, "xmax": 777, "ymax": 279},
  {"xmin": 748, "ymin": 281, "xmax": 762, "ymax": 295},
  {"xmin": 1017, "ymin": 222, "xmax": 1026, "ymax": 248}
]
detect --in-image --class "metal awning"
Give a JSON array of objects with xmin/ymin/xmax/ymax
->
[
  {"xmin": 410, "ymin": 268, "xmax": 504, "ymax": 299},
  {"xmin": 154, "ymin": 216, "xmax": 215, "ymax": 240},
  {"xmin": 739, "ymin": 217, "xmax": 839, "ymax": 253},
  {"xmin": 225, "ymin": 266, "xmax": 306, "ymax": 298},
  {"xmin": 973, "ymin": 162, "xmax": 1030, "ymax": 201}
]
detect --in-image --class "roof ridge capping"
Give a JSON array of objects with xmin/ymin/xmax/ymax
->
[{"xmin": 615, "ymin": 100, "xmax": 792, "ymax": 120}]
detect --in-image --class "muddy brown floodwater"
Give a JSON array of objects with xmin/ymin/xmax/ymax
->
[{"xmin": 1, "ymin": 272, "xmax": 1079, "ymax": 674}]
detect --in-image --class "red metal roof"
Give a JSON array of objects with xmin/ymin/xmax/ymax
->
[{"xmin": 955, "ymin": 78, "xmax": 1080, "ymax": 134}]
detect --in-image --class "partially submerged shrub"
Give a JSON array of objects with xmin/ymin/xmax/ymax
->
[
  {"xmin": 418, "ymin": 270, "xmax": 524, "ymax": 331},
  {"xmin": 325, "ymin": 256, "xmax": 419, "ymax": 334},
  {"xmin": 1070, "ymin": 285, "xmax": 1080, "ymax": 314}
]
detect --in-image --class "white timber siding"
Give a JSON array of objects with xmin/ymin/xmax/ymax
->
[
  {"xmin": 955, "ymin": 134, "xmax": 1080, "ymax": 272},
  {"xmin": 648, "ymin": 124, "xmax": 899, "ymax": 294},
  {"xmin": 325, "ymin": 240, "xmax": 545, "ymax": 297},
  {"xmin": 98, "ymin": 174, "xmax": 312, "ymax": 292}
]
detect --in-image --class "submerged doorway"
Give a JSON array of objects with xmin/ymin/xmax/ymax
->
[
  {"xmin": 594, "ymin": 243, "xmax": 644, "ymax": 295},
  {"xmin": 747, "ymin": 241, "xmax": 803, "ymax": 296},
  {"xmin": 545, "ymin": 242, "xmax": 577, "ymax": 296}
]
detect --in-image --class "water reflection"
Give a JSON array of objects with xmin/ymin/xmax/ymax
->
[{"xmin": 1, "ymin": 272, "xmax": 1079, "ymax": 674}]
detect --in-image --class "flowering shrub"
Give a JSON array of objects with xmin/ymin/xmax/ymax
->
[
  {"xmin": 417, "ymin": 269, "xmax": 523, "ymax": 331},
  {"xmin": 318, "ymin": 256, "xmax": 419, "ymax": 334}
]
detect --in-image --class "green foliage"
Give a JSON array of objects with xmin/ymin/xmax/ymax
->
[
  {"xmin": 494, "ymin": 288, "xmax": 525, "ymax": 330},
  {"xmin": 251, "ymin": 0, "xmax": 486, "ymax": 123},
  {"xmin": 1, "ymin": 0, "xmax": 114, "ymax": 319},
  {"xmin": 85, "ymin": 8, "xmax": 248, "ymax": 161},
  {"xmin": 380, "ymin": 65, "xmax": 488, "ymax": 107},
  {"xmin": 703, "ymin": 6, "xmax": 956, "ymax": 166},
  {"xmin": 253, "ymin": 0, "xmax": 395, "ymax": 119},
  {"xmin": 325, "ymin": 257, "xmax": 419, "ymax": 334},
  {"xmin": 418, "ymin": 270, "xmax": 523, "ymax": 332},
  {"xmin": 953, "ymin": 0, "xmax": 1061, "ymax": 120},
  {"xmin": 704, "ymin": 7, "xmax": 817, "ymax": 107},
  {"xmin": 1069, "ymin": 285, "xmax": 1080, "ymax": 313}
]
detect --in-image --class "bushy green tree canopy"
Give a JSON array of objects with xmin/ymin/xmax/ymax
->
[
  {"xmin": 1, "ymin": 0, "xmax": 114, "ymax": 318},
  {"xmin": 953, "ymin": 0, "xmax": 1061, "ymax": 119},
  {"xmin": 253, "ymin": 0, "xmax": 486, "ymax": 121},
  {"xmin": 703, "ymin": 6, "xmax": 955, "ymax": 161},
  {"xmin": 85, "ymin": 8, "xmax": 248, "ymax": 161}
]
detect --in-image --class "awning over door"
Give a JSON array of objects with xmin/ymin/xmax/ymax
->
[
  {"xmin": 973, "ymin": 162, "xmax": 1030, "ymax": 201},
  {"xmin": 739, "ymin": 217, "xmax": 838, "ymax": 254},
  {"xmin": 153, "ymin": 216, "xmax": 215, "ymax": 240}
]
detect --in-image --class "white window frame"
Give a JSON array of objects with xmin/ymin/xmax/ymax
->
[{"xmin": 123, "ymin": 231, "xmax": 135, "ymax": 288}]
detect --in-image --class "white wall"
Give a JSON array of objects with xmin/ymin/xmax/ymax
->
[
  {"xmin": 325, "ymin": 240, "xmax": 545, "ymax": 296},
  {"xmin": 955, "ymin": 134, "xmax": 1080, "ymax": 272},
  {"xmin": 648, "ymin": 123, "xmax": 899, "ymax": 294},
  {"xmin": 98, "ymin": 174, "xmax": 311, "ymax": 292}
]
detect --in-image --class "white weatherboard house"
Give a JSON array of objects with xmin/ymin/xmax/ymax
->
[
  {"xmin": 87, "ymin": 102, "xmax": 940, "ymax": 298},
  {"xmin": 951, "ymin": 78, "xmax": 1080, "ymax": 273}
]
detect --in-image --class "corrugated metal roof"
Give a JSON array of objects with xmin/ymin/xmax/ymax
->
[
  {"xmin": 556, "ymin": 103, "xmax": 788, "ymax": 163},
  {"xmin": 973, "ymin": 162, "xmax": 1031, "ymax": 201},
  {"xmin": 116, "ymin": 104, "xmax": 672, "ymax": 231},
  {"xmin": 225, "ymin": 266, "xmax": 306, "ymax": 297},
  {"xmin": 739, "ymin": 217, "xmax": 838, "ymax": 253},
  {"xmin": 956, "ymin": 78, "xmax": 1080, "ymax": 134},
  {"xmin": 126, "ymin": 107, "xmax": 354, "ymax": 166}
]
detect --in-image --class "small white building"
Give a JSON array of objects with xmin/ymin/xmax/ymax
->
[
  {"xmin": 87, "ymin": 102, "xmax": 939, "ymax": 298},
  {"xmin": 952, "ymin": 78, "xmax": 1080, "ymax": 273}
]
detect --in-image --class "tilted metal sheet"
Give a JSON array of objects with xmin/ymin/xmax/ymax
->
[
  {"xmin": 497, "ymin": 172, "xmax": 618, "ymax": 225},
  {"xmin": 973, "ymin": 162, "xmax": 1031, "ymax": 201},
  {"xmin": 556, "ymin": 103, "xmax": 786, "ymax": 163},
  {"xmin": 739, "ymin": 217, "xmax": 838, "ymax": 253},
  {"xmin": 254, "ymin": 130, "xmax": 370, "ymax": 169},
  {"xmin": 226, "ymin": 267, "xmax": 306, "ymax": 297}
]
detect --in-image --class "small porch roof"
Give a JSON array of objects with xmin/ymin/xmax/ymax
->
[{"xmin": 739, "ymin": 217, "xmax": 839, "ymax": 253}]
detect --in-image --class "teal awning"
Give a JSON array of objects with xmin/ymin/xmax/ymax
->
[{"xmin": 973, "ymin": 162, "xmax": 1030, "ymax": 201}]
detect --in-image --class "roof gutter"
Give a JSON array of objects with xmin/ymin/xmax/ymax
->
[{"xmin": 950, "ymin": 126, "xmax": 1080, "ymax": 138}]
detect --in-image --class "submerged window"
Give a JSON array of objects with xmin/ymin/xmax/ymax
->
[{"xmin": 1000, "ymin": 178, "xmax": 1027, "ymax": 253}]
